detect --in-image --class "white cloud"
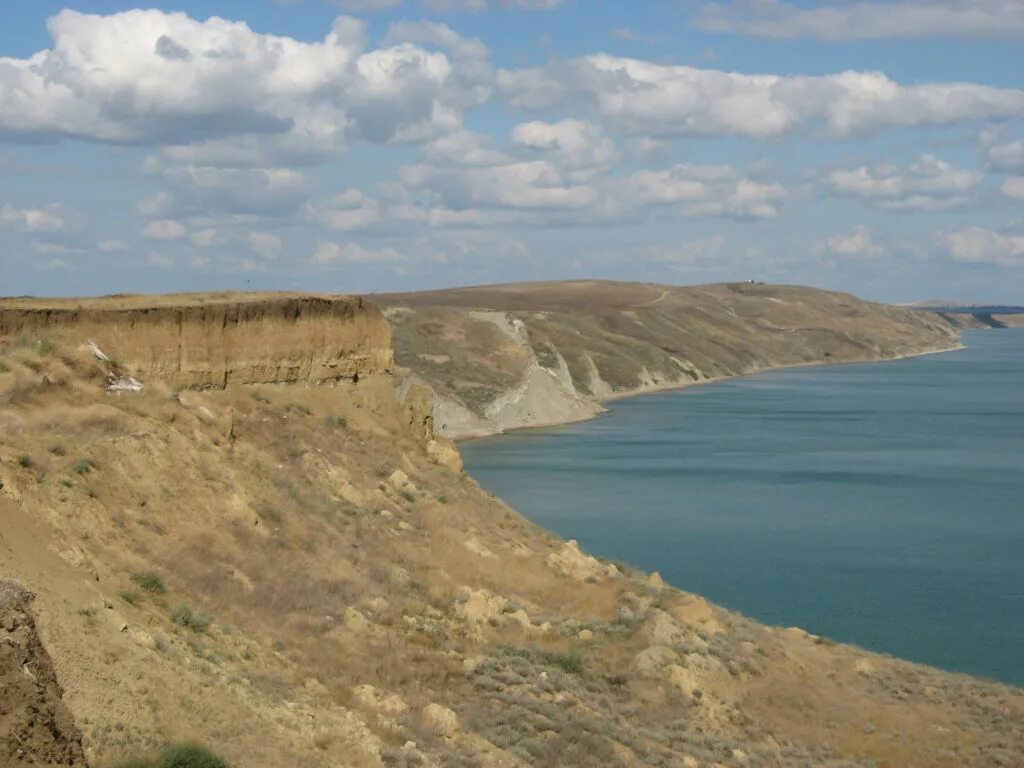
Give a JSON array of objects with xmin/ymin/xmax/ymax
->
[
  {"xmin": 308, "ymin": 190, "xmax": 382, "ymax": 231},
  {"xmin": 143, "ymin": 219, "xmax": 186, "ymax": 240},
  {"xmin": 1001, "ymin": 177, "xmax": 1024, "ymax": 200},
  {"xmin": 400, "ymin": 160, "xmax": 597, "ymax": 209},
  {"xmin": 0, "ymin": 203, "xmax": 78, "ymax": 233},
  {"xmin": 137, "ymin": 191, "xmax": 175, "ymax": 216},
  {"xmin": 823, "ymin": 226, "xmax": 884, "ymax": 259},
  {"xmin": 248, "ymin": 231, "xmax": 283, "ymax": 258},
  {"xmin": 985, "ymin": 139, "xmax": 1024, "ymax": 172},
  {"xmin": 311, "ymin": 241, "xmax": 405, "ymax": 265},
  {"xmin": 626, "ymin": 164, "xmax": 786, "ymax": 219},
  {"xmin": 0, "ymin": 10, "xmax": 491, "ymax": 161},
  {"xmin": 827, "ymin": 154, "xmax": 982, "ymax": 211},
  {"xmin": 97, "ymin": 239, "xmax": 127, "ymax": 253},
  {"xmin": 511, "ymin": 119, "xmax": 617, "ymax": 172},
  {"xmin": 32, "ymin": 242, "xmax": 84, "ymax": 257},
  {"xmin": 941, "ymin": 227, "xmax": 1024, "ymax": 266},
  {"xmin": 160, "ymin": 166, "xmax": 314, "ymax": 215},
  {"xmin": 648, "ymin": 236, "xmax": 727, "ymax": 267},
  {"xmin": 148, "ymin": 251, "xmax": 175, "ymax": 268},
  {"xmin": 695, "ymin": 0, "xmax": 1024, "ymax": 41},
  {"xmin": 498, "ymin": 55, "xmax": 1024, "ymax": 138}
]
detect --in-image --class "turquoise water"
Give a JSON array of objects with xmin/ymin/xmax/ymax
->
[{"xmin": 461, "ymin": 330, "xmax": 1024, "ymax": 686}]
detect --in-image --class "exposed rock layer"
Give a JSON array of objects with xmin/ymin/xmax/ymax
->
[{"xmin": 0, "ymin": 293, "xmax": 393, "ymax": 390}]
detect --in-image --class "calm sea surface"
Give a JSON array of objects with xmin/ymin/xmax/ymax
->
[{"xmin": 461, "ymin": 330, "xmax": 1024, "ymax": 686}]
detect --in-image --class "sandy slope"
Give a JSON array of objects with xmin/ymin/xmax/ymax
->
[{"xmin": 0, "ymin": 288, "xmax": 1021, "ymax": 768}]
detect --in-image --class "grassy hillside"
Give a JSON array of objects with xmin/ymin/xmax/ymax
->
[
  {"xmin": 1, "ymin": 290, "xmax": 1021, "ymax": 768},
  {"xmin": 374, "ymin": 281, "xmax": 961, "ymax": 437}
]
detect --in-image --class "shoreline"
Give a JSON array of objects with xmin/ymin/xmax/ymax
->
[{"xmin": 454, "ymin": 339, "xmax": 967, "ymax": 443}]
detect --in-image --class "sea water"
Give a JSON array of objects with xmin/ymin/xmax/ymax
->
[{"xmin": 461, "ymin": 330, "xmax": 1024, "ymax": 686}]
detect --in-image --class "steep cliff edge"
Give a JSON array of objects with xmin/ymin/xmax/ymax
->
[
  {"xmin": 374, "ymin": 281, "xmax": 962, "ymax": 438},
  {"xmin": 0, "ymin": 291, "xmax": 1021, "ymax": 768},
  {"xmin": 0, "ymin": 293, "xmax": 394, "ymax": 390},
  {"xmin": 0, "ymin": 580, "xmax": 89, "ymax": 767}
]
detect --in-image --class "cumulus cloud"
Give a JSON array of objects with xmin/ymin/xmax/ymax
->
[
  {"xmin": 0, "ymin": 203, "xmax": 79, "ymax": 233},
  {"xmin": 400, "ymin": 160, "xmax": 597, "ymax": 210},
  {"xmin": 626, "ymin": 164, "xmax": 785, "ymax": 219},
  {"xmin": 941, "ymin": 227, "xmax": 1024, "ymax": 266},
  {"xmin": 0, "ymin": 10, "xmax": 491, "ymax": 163},
  {"xmin": 248, "ymin": 231, "xmax": 283, "ymax": 258},
  {"xmin": 822, "ymin": 226, "xmax": 884, "ymax": 258},
  {"xmin": 984, "ymin": 138, "xmax": 1024, "ymax": 172},
  {"xmin": 1001, "ymin": 177, "xmax": 1024, "ymax": 200},
  {"xmin": 498, "ymin": 55, "xmax": 1024, "ymax": 138},
  {"xmin": 143, "ymin": 219, "xmax": 187, "ymax": 240},
  {"xmin": 827, "ymin": 154, "xmax": 982, "ymax": 211},
  {"xmin": 311, "ymin": 241, "xmax": 405, "ymax": 265},
  {"xmin": 161, "ymin": 166, "xmax": 315, "ymax": 216},
  {"xmin": 511, "ymin": 120, "xmax": 617, "ymax": 173},
  {"xmin": 2, "ymin": 8, "xmax": 1020, "ymax": 164},
  {"xmin": 97, "ymin": 239, "xmax": 128, "ymax": 253},
  {"xmin": 694, "ymin": 0, "xmax": 1024, "ymax": 40},
  {"xmin": 308, "ymin": 190, "xmax": 383, "ymax": 231}
]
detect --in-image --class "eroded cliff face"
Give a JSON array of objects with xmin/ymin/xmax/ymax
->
[
  {"xmin": 0, "ymin": 581, "xmax": 89, "ymax": 768},
  {"xmin": 0, "ymin": 294, "xmax": 394, "ymax": 390}
]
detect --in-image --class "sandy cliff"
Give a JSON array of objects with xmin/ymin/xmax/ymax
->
[
  {"xmin": 374, "ymin": 281, "xmax": 962, "ymax": 438},
  {"xmin": 0, "ymin": 293, "xmax": 394, "ymax": 390}
]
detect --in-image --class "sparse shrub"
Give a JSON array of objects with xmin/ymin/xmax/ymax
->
[
  {"xmin": 36, "ymin": 339, "xmax": 54, "ymax": 355},
  {"xmin": 503, "ymin": 647, "xmax": 585, "ymax": 675},
  {"xmin": 120, "ymin": 590, "xmax": 140, "ymax": 606},
  {"xmin": 0, "ymin": 360, "xmax": 8, "ymax": 373},
  {"xmin": 251, "ymin": 391, "xmax": 270, "ymax": 404},
  {"xmin": 131, "ymin": 571, "xmax": 166, "ymax": 595},
  {"xmin": 49, "ymin": 445, "xmax": 66, "ymax": 456},
  {"xmin": 109, "ymin": 744, "xmax": 228, "ymax": 768},
  {"xmin": 60, "ymin": 479, "xmax": 74, "ymax": 488},
  {"xmin": 324, "ymin": 414, "xmax": 347, "ymax": 429},
  {"xmin": 73, "ymin": 458, "xmax": 95, "ymax": 475},
  {"xmin": 17, "ymin": 455, "xmax": 34, "ymax": 469},
  {"xmin": 172, "ymin": 604, "xmax": 210, "ymax": 633}
]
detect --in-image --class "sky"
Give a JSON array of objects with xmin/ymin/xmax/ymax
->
[{"xmin": 0, "ymin": 0, "xmax": 1022, "ymax": 302}]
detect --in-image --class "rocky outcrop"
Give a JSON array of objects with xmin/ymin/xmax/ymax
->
[{"xmin": 0, "ymin": 294, "xmax": 393, "ymax": 390}]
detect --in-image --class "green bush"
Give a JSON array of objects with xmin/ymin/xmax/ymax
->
[
  {"xmin": 130, "ymin": 571, "xmax": 166, "ymax": 594},
  {"xmin": 109, "ymin": 744, "xmax": 228, "ymax": 768},
  {"xmin": 159, "ymin": 744, "xmax": 228, "ymax": 768},
  {"xmin": 119, "ymin": 590, "xmax": 140, "ymax": 606},
  {"xmin": 17, "ymin": 455, "xmax": 34, "ymax": 469},
  {"xmin": 0, "ymin": 360, "xmax": 9, "ymax": 373},
  {"xmin": 172, "ymin": 604, "xmax": 210, "ymax": 633},
  {"xmin": 73, "ymin": 458, "xmax": 95, "ymax": 474}
]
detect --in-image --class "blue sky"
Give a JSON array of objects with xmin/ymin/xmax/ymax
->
[{"xmin": 1, "ymin": 0, "xmax": 1022, "ymax": 301}]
